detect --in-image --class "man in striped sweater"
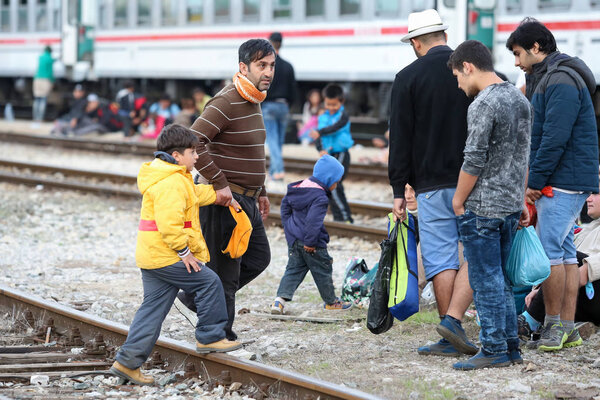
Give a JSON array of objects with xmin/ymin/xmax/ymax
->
[{"xmin": 174, "ymin": 39, "xmax": 275, "ymax": 341}]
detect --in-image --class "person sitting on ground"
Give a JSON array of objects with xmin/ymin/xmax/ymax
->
[
  {"xmin": 309, "ymin": 84, "xmax": 354, "ymax": 223},
  {"xmin": 173, "ymin": 98, "xmax": 197, "ymax": 128},
  {"xmin": 51, "ymin": 84, "xmax": 87, "ymax": 136},
  {"xmin": 297, "ymin": 88, "xmax": 323, "ymax": 145},
  {"xmin": 519, "ymin": 189, "xmax": 600, "ymax": 343},
  {"xmin": 142, "ymin": 94, "xmax": 181, "ymax": 139},
  {"xmin": 110, "ymin": 124, "xmax": 242, "ymax": 386},
  {"xmin": 271, "ymin": 154, "xmax": 353, "ymax": 314},
  {"xmin": 70, "ymin": 94, "xmax": 122, "ymax": 136},
  {"xmin": 116, "ymin": 81, "xmax": 148, "ymax": 137}
]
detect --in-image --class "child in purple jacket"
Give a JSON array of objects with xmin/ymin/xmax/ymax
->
[{"xmin": 270, "ymin": 155, "xmax": 353, "ymax": 314}]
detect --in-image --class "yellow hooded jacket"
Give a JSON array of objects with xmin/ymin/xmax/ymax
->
[{"xmin": 135, "ymin": 158, "xmax": 216, "ymax": 269}]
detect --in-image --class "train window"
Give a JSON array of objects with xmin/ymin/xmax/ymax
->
[
  {"xmin": 17, "ymin": 0, "xmax": 27, "ymax": 32},
  {"xmin": 187, "ymin": 0, "xmax": 203, "ymax": 23},
  {"xmin": 139, "ymin": 0, "xmax": 152, "ymax": 26},
  {"xmin": 161, "ymin": 0, "xmax": 178, "ymax": 25},
  {"xmin": 538, "ymin": 0, "xmax": 571, "ymax": 9},
  {"xmin": 375, "ymin": 0, "xmax": 399, "ymax": 17},
  {"xmin": 340, "ymin": 0, "xmax": 360, "ymax": 15},
  {"xmin": 444, "ymin": 0, "xmax": 456, "ymax": 7},
  {"xmin": 273, "ymin": 0, "xmax": 291, "ymax": 19},
  {"xmin": 506, "ymin": 0, "xmax": 522, "ymax": 13},
  {"xmin": 215, "ymin": 0, "xmax": 230, "ymax": 22},
  {"xmin": 592, "ymin": 0, "xmax": 600, "ymax": 8},
  {"xmin": 243, "ymin": 0, "xmax": 259, "ymax": 21},
  {"xmin": 306, "ymin": 0, "xmax": 325, "ymax": 17},
  {"xmin": 411, "ymin": 0, "xmax": 434, "ymax": 11},
  {"xmin": 50, "ymin": 0, "xmax": 60, "ymax": 30},
  {"xmin": 0, "ymin": 0, "xmax": 9, "ymax": 32},
  {"xmin": 114, "ymin": 0, "xmax": 128, "ymax": 27},
  {"xmin": 36, "ymin": 0, "xmax": 48, "ymax": 31}
]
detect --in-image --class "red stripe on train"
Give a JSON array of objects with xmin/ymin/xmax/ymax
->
[
  {"xmin": 0, "ymin": 26, "xmax": 407, "ymax": 45},
  {"xmin": 497, "ymin": 20, "xmax": 600, "ymax": 32}
]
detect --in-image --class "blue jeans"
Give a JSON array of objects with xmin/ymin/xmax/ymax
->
[
  {"xmin": 276, "ymin": 240, "xmax": 336, "ymax": 304},
  {"xmin": 262, "ymin": 101, "xmax": 289, "ymax": 176},
  {"xmin": 32, "ymin": 97, "xmax": 47, "ymax": 122},
  {"xmin": 416, "ymin": 188, "xmax": 460, "ymax": 280},
  {"xmin": 458, "ymin": 209, "xmax": 520, "ymax": 354},
  {"xmin": 536, "ymin": 190, "xmax": 588, "ymax": 265},
  {"xmin": 115, "ymin": 261, "xmax": 228, "ymax": 369}
]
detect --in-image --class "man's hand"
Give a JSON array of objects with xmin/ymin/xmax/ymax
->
[
  {"xmin": 452, "ymin": 196, "xmax": 465, "ymax": 216},
  {"xmin": 258, "ymin": 196, "xmax": 270, "ymax": 221},
  {"xmin": 309, "ymin": 129, "xmax": 320, "ymax": 139},
  {"xmin": 318, "ymin": 150, "xmax": 328, "ymax": 157},
  {"xmin": 525, "ymin": 188, "xmax": 542, "ymax": 205},
  {"xmin": 304, "ymin": 245, "xmax": 316, "ymax": 253},
  {"xmin": 214, "ymin": 186, "xmax": 233, "ymax": 206},
  {"xmin": 392, "ymin": 198, "xmax": 407, "ymax": 222},
  {"xmin": 70, "ymin": 118, "xmax": 77, "ymax": 128},
  {"xmin": 524, "ymin": 288, "xmax": 539, "ymax": 308},
  {"xmin": 519, "ymin": 207, "xmax": 530, "ymax": 226},
  {"xmin": 181, "ymin": 253, "xmax": 203, "ymax": 273},
  {"xmin": 231, "ymin": 198, "xmax": 242, "ymax": 212}
]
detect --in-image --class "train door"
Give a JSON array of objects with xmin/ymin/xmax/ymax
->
[
  {"xmin": 61, "ymin": 0, "xmax": 95, "ymax": 80},
  {"xmin": 436, "ymin": 0, "xmax": 495, "ymax": 49},
  {"xmin": 467, "ymin": 0, "xmax": 495, "ymax": 49}
]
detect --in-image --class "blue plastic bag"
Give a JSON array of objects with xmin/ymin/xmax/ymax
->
[{"xmin": 506, "ymin": 226, "xmax": 551, "ymax": 287}]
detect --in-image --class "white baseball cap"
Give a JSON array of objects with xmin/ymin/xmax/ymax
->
[{"xmin": 401, "ymin": 9, "xmax": 448, "ymax": 43}]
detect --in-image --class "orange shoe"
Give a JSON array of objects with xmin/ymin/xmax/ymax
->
[
  {"xmin": 196, "ymin": 338, "xmax": 242, "ymax": 354},
  {"xmin": 109, "ymin": 361, "xmax": 154, "ymax": 385}
]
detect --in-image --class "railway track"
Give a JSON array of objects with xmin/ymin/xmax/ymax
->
[
  {"xmin": 0, "ymin": 131, "xmax": 388, "ymax": 182},
  {"xmin": 0, "ymin": 158, "xmax": 389, "ymax": 241},
  {"xmin": 0, "ymin": 284, "xmax": 381, "ymax": 400}
]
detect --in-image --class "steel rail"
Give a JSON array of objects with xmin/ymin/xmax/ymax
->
[
  {"xmin": 0, "ymin": 285, "xmax": 381, "ymax": 400},
  {"xmin": 0, "ymin": 131, "xmax": 387, "ymax": 181},
  {"xmin": 0, "ymin": 160, "xmax": 388, "ymax": 242}
]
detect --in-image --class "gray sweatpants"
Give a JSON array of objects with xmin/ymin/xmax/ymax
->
[{"xmin": 115, "ymin": 261, "xmax": 228, "ymax": 369}]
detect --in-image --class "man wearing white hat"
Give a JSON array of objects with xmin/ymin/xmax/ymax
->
[{"xmin": 389, "ymin": 9, "xmax": 475, "ymax": 357}]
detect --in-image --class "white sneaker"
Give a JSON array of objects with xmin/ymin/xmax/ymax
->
[
  {"xmin": 270, "ymin": 300, "xmax": 285, "ymax": 315},
  {"xmin": 174, "ymin": 297, "xmax": 198, "ymax": 327}
]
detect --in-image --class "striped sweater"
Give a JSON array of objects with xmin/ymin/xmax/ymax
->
[{"xmin": 190, "ymin": 83, "xmax": 267, "ymax": 197}]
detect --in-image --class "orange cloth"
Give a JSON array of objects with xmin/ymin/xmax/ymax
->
[
  {"xmin": 232, "ymin": 72, "xmax": 266, "ymax": 103},
  {"xmin": 541, "ymin": 186, "xmax": 554, "ymax": 197}
]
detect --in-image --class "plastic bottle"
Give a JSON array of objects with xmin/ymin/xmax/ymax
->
[
  {"xmin": 421, "ymin": 281, "xmax": 436, "ymax": 304},
  {"xmin": 4, "ymin": 103, "xmax": 14, "ymax": 121}
]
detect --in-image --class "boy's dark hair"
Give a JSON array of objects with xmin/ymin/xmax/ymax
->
[
  {"xmin": 159, "ymin": 93, "xmax": 171, "ymax": 102},
  {"xmin": 238, "ymin": 39, "xmax": 275, "ymax": 65},
  {"xmin": 447, "ymin": 40, "xmax": 495, "ymax": 73},
  {"xmin": 506, "ymin": 17, "xmax": 557, "ymax": 54},
  {"xmin": 322, "ymin": 84, "xmax": 344, "ymax": 101},
  {"xmin": 157, "ymin": 124, "xmax": 199, "ymax": 154},
  {"xmin": 123, "ymin": 80, "xmax": 135, "ymax": 89},
  {"xmin": 44, "ymin": 45, "xmax": 51, "ymax": 53}
]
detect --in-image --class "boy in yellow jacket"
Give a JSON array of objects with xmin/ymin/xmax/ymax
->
[{"xmin": 110, "ymin": 124, "xmax": 241, "ymax": 386}]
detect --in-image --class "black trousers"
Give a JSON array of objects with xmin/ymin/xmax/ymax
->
[
  {"xmin": 525, "ymin": 251, "xmax": 600, "ymax": 325},
  {"xmin": 181, "ymin": 193, "xmax": 271, "ymax": 339},
  {"xmin": 329, "ymin": 151, "xmax": 353, "ymax": 223}
]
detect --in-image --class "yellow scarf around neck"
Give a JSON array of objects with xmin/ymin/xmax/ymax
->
[{"xmin": 233, "ymin": 72, "xmax": 267, "ymax": 103}]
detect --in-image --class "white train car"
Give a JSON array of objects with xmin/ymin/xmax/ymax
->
[
  {"xmin": 0, "ymin": 0, "xmax": 599, "ymax": 117},
  {"xmin": 494, "ymin": 0, "xmax": 600, "ymax": 83}
]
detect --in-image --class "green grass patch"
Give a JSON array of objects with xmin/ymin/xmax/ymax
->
[{"xmin": 404, "ymin": 310, "xmax": 440, "ymax": 325}]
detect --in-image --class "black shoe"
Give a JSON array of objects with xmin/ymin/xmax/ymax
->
[
  {"xmin": 176, "ymin": 291, "xmax": 197, "ymax": 313},
  {"xmin": 517, "ymin": 314, "xmax": 532, "ymax": 341},
  {"xmin": 226, "ymin": 330, "xmax": 238, "ymax": 341}
]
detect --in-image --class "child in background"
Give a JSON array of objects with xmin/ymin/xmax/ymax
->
[
  {"xmin": 110, "ymin": 124, "xmax": 241, "ymax": 386},
  {"xmin": 270, "ymin": 155, "xmax": 353, "ymax": 314},
  {"xmin": 297, "ymin": 89, "xmax": 323, "ymax": 145},
  {"xmin": 173, "ymin": 98, "xmax": 197, "ymax": 128},
  {"xmin": 309, "ymin": 84, "xmax": 354, "ymax": 223}
]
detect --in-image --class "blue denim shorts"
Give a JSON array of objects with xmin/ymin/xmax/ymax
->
[
  {"xmin": 535, "ymin": 190, "xmax": 588, "ymax": 266},
  {"xmin": 416, "ymin": 188, "xmax": 460, "ymax": 280}
]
